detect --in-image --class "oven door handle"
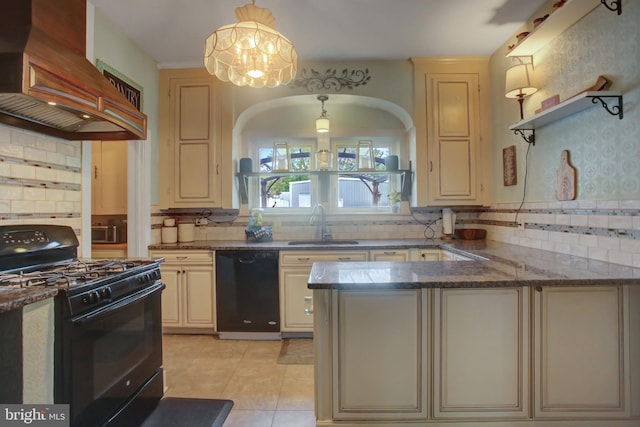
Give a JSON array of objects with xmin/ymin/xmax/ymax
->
[{"xmin": 71, "ymin": 282, "xmax": 165, "ymax": 326}]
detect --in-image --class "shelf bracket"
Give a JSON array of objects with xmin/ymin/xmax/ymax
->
[
  {"xmin": 590, "ymin": 95, "xmax": 623, "ymax": 119},
  {"xmin": 600, "ymin": 0, "xmax": 622, "ymax": 15},
  {"xmin": 513, "ymin": 129, "xmax": 535, "ymax": 146}
]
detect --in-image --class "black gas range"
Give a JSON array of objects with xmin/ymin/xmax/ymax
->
[{"xmin": 0, "ymin": 225, "xmax": 165, "ymax": 427}]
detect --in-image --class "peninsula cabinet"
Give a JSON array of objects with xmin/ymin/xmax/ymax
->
[
  {"xmin": 159, "ymin": 68, "xmax": 233, "ymax": 208},
  {"xmin": 411, "ymin": 57, "xmax": 491, "ymax": 206},
  {"xmin": 314, "ymin": 285, "xmax": 640, "ymax": 426},
  {"xmin": 324, "ymin": 289, "xmax": 429, "ymax": 421},
  {"xmin": 432, "ymin": 287, "xmax": 529, "ymax": 419},
  {"xmin": 279, "ymin": 250, "xmax": 368, "ymax": 333},
  {"xmin": 533, "ymin": 285, "xmax": 639, "ymax": 419},
  {"xmin": 149, "ymin": 250, "xmax": 216, "ymax": 333}
]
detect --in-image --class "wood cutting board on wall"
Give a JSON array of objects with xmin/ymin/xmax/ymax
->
[{"xmin": 556, "ymin": 150, "xmax": 576, "ymax": 201}]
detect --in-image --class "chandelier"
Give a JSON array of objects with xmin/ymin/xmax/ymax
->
[
  {"xmin": 315, "ymin": 95, "xmax": 330, "ymax": 133},
  {"xmin": 204, "ymin": 1, "xmax": 298, "ymax": 88}
]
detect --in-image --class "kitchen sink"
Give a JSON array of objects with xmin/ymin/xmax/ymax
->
[{"xmin": 288, "ymin": 240, "xmax": 359, "ymax": 245}]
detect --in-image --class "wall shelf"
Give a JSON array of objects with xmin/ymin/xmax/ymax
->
[
  {"xmin": 507, "ymin": 0, "xmax": 602, "ymax": 58},
  {"xmin": 509, "ymin": 91, "xmax": 622, "ymax": 145},
  {"xmin": 510, "ymin": 91, "xmax": 622, "ymax": 131}
]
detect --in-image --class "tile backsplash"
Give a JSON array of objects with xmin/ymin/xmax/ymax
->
[{"xmin": 0, "ymin": 125, "xmax": 82, "ymax": 234}]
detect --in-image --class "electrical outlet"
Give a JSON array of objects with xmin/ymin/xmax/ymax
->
[{"xmin": 195, "ymin": 218, "xmax": 208, "ymax": 226}]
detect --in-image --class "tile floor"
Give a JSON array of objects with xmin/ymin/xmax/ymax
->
[{"xmin": 162, "ymin": 334, "xmax": 316, "ymax": 427}]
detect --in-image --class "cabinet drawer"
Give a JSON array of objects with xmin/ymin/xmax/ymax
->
[
  {"xmin": 150, "ymin": 250, "xmax": 213, "ymax": 264},
  {"xmin": 280, "ymin": 251, "xmax": 368, "ymax": 266}
]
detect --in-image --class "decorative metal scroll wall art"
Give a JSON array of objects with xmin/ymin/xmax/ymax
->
[{"xmin": 289, "ymin": 68, "xmax": 371, "ymax": 92}]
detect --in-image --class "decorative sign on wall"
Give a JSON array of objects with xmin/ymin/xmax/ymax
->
[
  {"xmin": 95, "ymin": 59, "xmax": 143, "ymax": 112},
  {"xmin": 503, "ymin": 145, "xmax": 517, "ymax": 186}
]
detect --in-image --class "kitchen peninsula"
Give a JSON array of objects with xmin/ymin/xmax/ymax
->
[{"xmin": 309, "ymin": 241, "xmax": 640, "ymax": 426}]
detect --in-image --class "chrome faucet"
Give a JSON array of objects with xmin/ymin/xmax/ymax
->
[{"xmin": 310, "ymin": 203, "xmax": 331, "ymax": 241}]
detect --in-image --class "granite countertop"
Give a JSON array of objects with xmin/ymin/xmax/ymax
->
[
  {"xmin": 0, "ymin": 287, "xmax": 58, "ymax": 314},
  {"xmin": 308, "ymin": 239, "xmax": 640, "ymax": 290},
  {"xmin": 148, "ymin": 238, "xmax": 440, "ymax": 251}
]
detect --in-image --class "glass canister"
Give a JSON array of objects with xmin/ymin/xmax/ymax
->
[
  {"xmin": 273, "ymin": 143, "xmax": 289, "ymax": 171},
  {"xmin": 357, "ymin": 140, "xmax": 374, "ymax": 170},
  {"xmin": 315, "ymin": 149, "xmax": 332, "ymax": 171}
]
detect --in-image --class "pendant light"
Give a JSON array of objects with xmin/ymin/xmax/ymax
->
[
  {"xmin": 315, "ymin": 95, "xmax": 330, "ymax": 133},
  {"xmin": 204, "ymin": 1, "xmax": 298, "ymax": 88}
]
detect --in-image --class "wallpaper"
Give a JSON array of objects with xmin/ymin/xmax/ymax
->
[{"xmin": 489, "ymin": 0, "xmax": 639, "ymax": 203}]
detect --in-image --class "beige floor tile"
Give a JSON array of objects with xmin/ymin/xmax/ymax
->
[
  {"xmin": 271, "ymin": 410, "xmax": 316, "ymax": 427},
  {"xmin": 161, "ymin": 334, "xmax": 316, "ymax": 425},
  {"xmin": 223, "ymin": 409, "xmax": 274, "ymax": 427}
]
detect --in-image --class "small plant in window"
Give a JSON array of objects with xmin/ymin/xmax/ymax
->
[{"xmin": 388, "ymin": 190, "xmax": 401, "ymax": 212}]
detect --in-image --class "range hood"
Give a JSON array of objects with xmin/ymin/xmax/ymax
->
[{"xmin": 0, "ymin": 0, "xmax": 147, "ymax": 140}]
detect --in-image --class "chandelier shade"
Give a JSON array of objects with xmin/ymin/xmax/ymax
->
[{"xmin": 204, "ymin": 2, "xmax": 298, "ymax": 88}]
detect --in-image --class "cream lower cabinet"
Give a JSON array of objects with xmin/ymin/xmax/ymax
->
[
  {"xmin": 412, "ymin": 248, "xmax": 472, "ymax": 261},
  {"xmin": 369, "ymin": 249, "xmax": 410, "ymax": 261},
  {"xmin": 433, "ymin": 287, "xmax": 530, "ymax": 419},
  {"xmin": 150, "ymin": 250, "xmax": 215, "ymax": 333},
  {"xmin": 534, "ymin": 285, "xmax": 636, "ymax": 419},
  {"xmin": 329, "ymin": 289, "xmax": 429, "ymax": 421},
  {"xmin": 279, "ymin": 250, "xmax": 367, "ymax": 333}
]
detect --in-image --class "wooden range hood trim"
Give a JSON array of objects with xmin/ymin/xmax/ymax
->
[{"xmin": 0, "ymin": 0, "xmax": 147, "ymax": 141}]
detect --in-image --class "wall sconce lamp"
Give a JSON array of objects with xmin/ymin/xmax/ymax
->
[
  {"xmin": 315, "ymin": 95, "xmax": 330, "ymax": 133},
  {"xmin": 505, "ymin": 63, "xmax": 537, "ymax": 120}
]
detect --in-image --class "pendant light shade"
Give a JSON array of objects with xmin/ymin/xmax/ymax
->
[
  {"xmin": 204, "ymin": 2, "xmax": 298, "ymax": 88},
  {"xmin": 316, "ymin": 95, "xmax": 330, "ymax": 133}
]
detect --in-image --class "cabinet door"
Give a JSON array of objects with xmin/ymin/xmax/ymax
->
[
  {"xmin": 183, "ymin": 265, "xmax": 215, "ymax": 327},
  {"xmin": 160, "ymin": 264, "xmax": 182, "ymax": 327},
  {"xmin": 369, "ymin": 249, "xmax": 410, "ymax": 261},
  {"xmin": 415, "ymin": 249, "xmax": 441, "ymax": 261},
  {"xmin": 534, "ymin": 286, "xmax": 630, "ymax": 418},
  {"xmin": 170, "ymin": 79, "xmax": 220, "ymax": 206},
  {"xmin": 426, "ymin": 73, "xmax": 480, "ymax": 204},
  {"xmin": 92, "ymin": 141, "xmax": 128, "ymax": 215},
  {"xmin": 280, "ymin": 267, "xmax": 314, "ymax": 332},
  {"xmin": 332, "ymin": 290, "xmax": 428, "ymax": 420},
  {"xmin": 433, "ymin": 287, "xmax": 529, "ymax": 419}
]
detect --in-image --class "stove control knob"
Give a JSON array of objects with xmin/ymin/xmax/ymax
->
[
  {"xmin": 86, "ymin": 291, "xmax": 100, "ymax": 304},
  {"xmin": 100, "ymin": 287, "xmax": 112, "ymax": 299}
]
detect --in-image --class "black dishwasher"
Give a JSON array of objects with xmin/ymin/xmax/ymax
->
[{"xmin": 216, "ymin": 250, "xmax": 280, "ymax": 336}]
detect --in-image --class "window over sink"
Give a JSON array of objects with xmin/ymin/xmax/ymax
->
[{"xmin": 247, "ymin": 136, "xmax": 402, "ymax": 213}]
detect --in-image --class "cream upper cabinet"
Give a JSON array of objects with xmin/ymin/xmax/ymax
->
[
  {"xmin": 533, "ymin": 285, "xmax": 634, "ymax": 419},
  {"xmin": 411, "ymin": 58, "xmax": 492, "ymax": 206},
  {"xmin": 92, "ymin": 141, "xmax": 127, "ymax": 215},
  {"xmin": 433, "ymin": 287, "xmax": 530, "ymax": 419},
  {"xmin": 159, "ymin": 69, "xmax": 233, "ymax": 208}
]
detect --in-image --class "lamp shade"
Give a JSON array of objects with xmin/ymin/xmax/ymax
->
[
  {"xmin": 316, "ymin": 117, "xmax": 330, "ymax": 133},
  {"xmin": 204, "ymin": 3, "xmax": 297, "ymax": 88},
  {"xmin": 505, "ymin": 64, "xmax": 538, "ymax": 98}
]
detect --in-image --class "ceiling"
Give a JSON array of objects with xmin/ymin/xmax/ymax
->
[{"xmin": 89, "ymin": 0, "xmax": 547, "ymax": 69}]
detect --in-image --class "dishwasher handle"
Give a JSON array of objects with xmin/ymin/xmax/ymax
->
[{"xmin": 238, "ymin": 256, "xmax": 256, "ymax": 264}]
